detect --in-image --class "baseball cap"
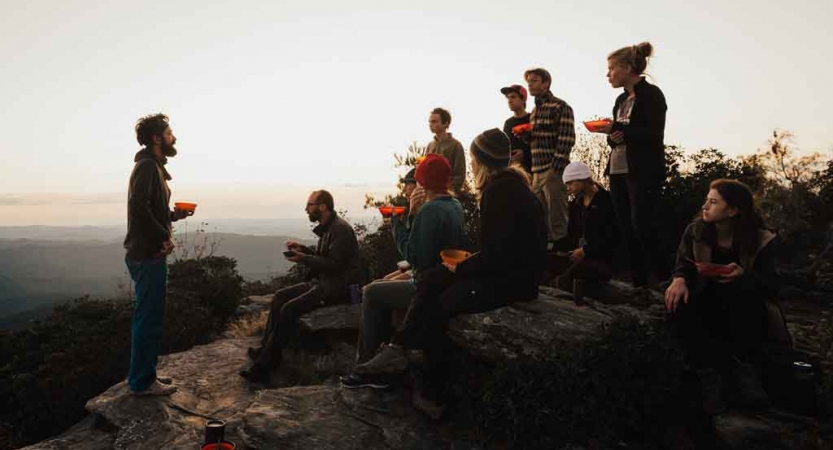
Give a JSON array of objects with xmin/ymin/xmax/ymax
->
[{"xmin": 500, "ymin": 84, "xmax": 528, "ymax": 101}]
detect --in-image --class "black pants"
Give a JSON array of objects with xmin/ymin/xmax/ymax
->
[
  {"xmin": 551, "ymin": 255, "xmax": 613, "ymax": 289},
  {"xmin": 257, "ymin": 282, "xmax": 326, "ymax": 368},
  {"xmin": 670, "ymin": 281, "xmax": 767, "ymax": 370},
  {"xmin": 392, "ymin": 266, "xmax": 513, "ymax": 401},
  {"xmin": 609, "ymin": 174, "xmax": 671, "ymax": 285}
]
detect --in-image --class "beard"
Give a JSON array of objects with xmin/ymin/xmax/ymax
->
[
  {"xmin": 162, "ymin": 144, "xmax": 177, "ymax": 157},
  {"xmin": 307, "ymin": 211, "xmax": 321, "ymax": 223}
]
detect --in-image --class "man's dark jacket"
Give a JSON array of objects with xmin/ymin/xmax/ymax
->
[
  {"xmin": 124, "ymin": 149, "xmax": 176, "ymax": 260},
  {"xmin": 299, "ymin": 214, "xmax": 363, "ymax": 300}
]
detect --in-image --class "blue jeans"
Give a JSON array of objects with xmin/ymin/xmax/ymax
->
[{"xmin": 125, "ymin": 257, "xmax": 168, "ymax": 392}]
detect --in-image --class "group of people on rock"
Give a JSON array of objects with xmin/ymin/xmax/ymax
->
[{"xmin": 123, "ymin": 41, "xmax": 783, "ymax": 419}]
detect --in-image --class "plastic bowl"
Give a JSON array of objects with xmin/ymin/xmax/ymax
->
[
  {"xmin": 583, "ymin": 119, "xmax": 611, "ymax": 133},
  {"xmin": 695, "ymin": 262, "xmax": 733, "ymax": 277},
  {"xmin": 175, "ymin": 202, "xmax": 198, "ymax": 212},
  {"xmin": 440, "ymin": 249, "xmax": 472, "ymax": 267},
  {"xmin": 378, "ymin": 206, "xmax": 394, "ymax": 218},
  {"xmin": 200, "ymin": 441, "xmax": 235, "ymax": 450},
  {"xmin": 511, "ymin": 123, "xmax": 532, "ymax": 135},
  {"xmin": 393, "ymin": 206, "xmax": 406, "ymax": 216}
]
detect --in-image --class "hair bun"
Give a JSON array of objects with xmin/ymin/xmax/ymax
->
[{"xmin": 635, "ymin": 42, "xmax": 654, "ymax": 59}]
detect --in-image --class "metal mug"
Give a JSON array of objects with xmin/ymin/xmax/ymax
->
[{"xmin": 204, "ymin": 419, "xmax": 225, "ymax": 445}]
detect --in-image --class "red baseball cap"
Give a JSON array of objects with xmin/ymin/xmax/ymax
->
[{"xmin": 500, "ymin": 84, "xmax": 528, "ymax": 101}]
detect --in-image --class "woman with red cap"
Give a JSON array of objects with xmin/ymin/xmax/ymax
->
[
  {"xmin": 354, "ymin": 129, "xmax": 547, "ymax": 418},
  {"xmin": 341, "ymin": 153, "xmax": 466, "ymax": 390}
]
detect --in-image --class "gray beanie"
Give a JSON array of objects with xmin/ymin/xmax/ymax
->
[{"xmin": 470, "ymin": 128, "xmax": 511, "ymax": 169}]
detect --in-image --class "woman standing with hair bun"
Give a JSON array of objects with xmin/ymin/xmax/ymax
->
[{"xmin": 600, "ymin": 41, "xmax": 672, "ymax": 287}]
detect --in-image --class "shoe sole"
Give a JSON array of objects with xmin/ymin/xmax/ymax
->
[{"xmin": 340, "ymin": 382, "xmax": 390, "ymax": 390}]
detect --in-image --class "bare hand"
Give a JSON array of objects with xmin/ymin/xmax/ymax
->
[
  {"xmin": 664, "ymin": 277, "xmax": 689, "ymax": 313},
  {"xmin": 717, "ymin": 263, "xmax": 744, "ymax": 284},
  {"xmin": 610, "ymin": 130, "xmax": 625, "ymax": 144},
  {"xmin": 286, "ymin": 251, "xmax": 303, "ymax": 263},
  {"xmin": 569, "ymin": 247, "xmax": 585, "ymax": 263},
  {"xmin": 598, "ymin": 122, "xmax": 614, "ymax": 134},
  {"xmin": 161, "ymin": 239, "xmax": 176, "ymax": 256},
  {"xmin": 285, "ymin": 240, "xmax": 303, "ymax": 251},
  {"xmin": 172, "ymin": 208, "xmax": 194, "ymax": 221},
  {"xmin": 410, "ymin": 186, "xmax": 427, "ymax": 214}
]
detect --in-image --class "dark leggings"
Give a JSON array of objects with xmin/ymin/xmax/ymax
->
[
  {"xmin": 609, "ymin": 174, "xmax": 671, "ymax": 285},
  {"xmin": 392, "ymin": 266, "xmax": 512, "ymax": 401},
  {"xmin": 670, "ymin": 281, "xmax": 767, "ymax": 370}
]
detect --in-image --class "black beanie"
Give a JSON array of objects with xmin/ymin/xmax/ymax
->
[{"xmin": 470, "ymin": 128, "xmax": 511, "ymax": 169}]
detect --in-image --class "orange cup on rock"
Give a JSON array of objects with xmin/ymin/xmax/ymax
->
[
  {"xmin": 174, "ymin": 202, "xmax": 198, "ymax": 212},
  {"xmin": 440, "ymin": 250, "xmax": 472, "ymax": 268}
]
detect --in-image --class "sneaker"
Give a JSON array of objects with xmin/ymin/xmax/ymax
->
[
  {"xmin": 354, "ymin": 344, "xmax": 408, "ymax": 375},
  {"xmin": 156, "ymin": 375, "xmax": 173, "ymax": 385},
  {"xmin": 239, "ymin": 364, "xmax": 271, "ymax": 384},
  {"xmin": 412, "ymin": 389, "xmax": 445, "ymax": 420},
  {"xmin": 696, "ymin": 368, "xmax": 727, "ymax": 415},
  {"xmin": 247, "ymin": 346, "xmax": 263, "ymax": 360},
  {"xmin": 340, "ymin": 373, "xmax": 390, "ymax": 390},
  {"xmin": 732, "ymin": 359, "xmax": 770, "ymax": 408},
  {"xmin": 131, "ymin": 380, "xmax": 178, "ymax": 397}
]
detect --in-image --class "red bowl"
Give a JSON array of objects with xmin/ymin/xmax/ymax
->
[
  {"xmin": 583, "ymin": 119, "xmax": 611, "ymax": 133},
  {"xmin": 200, "ymin": 442, "xmax": 235, "ymax": 450},
  {"xmin": 440, "ymin": 249, "xmax": 471, "ymax": 267},
  {"xmin": 378, "ymin": 207, "xmax": 394, "ymax": 218},
  {"xmin": 175, "ymin": 202, "xmax": 198, "ymax": 212},
  {"xmin": 511, "ymin": 123, "xmax": 532, "ymax": 135},
  {"xmin": 393, "ymin": 206, "xmax": 406, "ymax": 216},
  {"xmin": 695, "ymin": 262, "xmax": 733, "ymax": 277}
]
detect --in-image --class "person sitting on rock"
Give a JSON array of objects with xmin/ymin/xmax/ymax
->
[
  {"xmin": 241, "ymin": 189, "xmax": 363, "ymax": 384},
  {"xmin": 665, "ymin": 179, "xmax": 781, "ymax": 415},
  {"xmin": 552, "ymin": 161, "xmax": 620, "ymax": 292},
  {"xmin": 342, "ymin": 155, "xmax": 466, "ymax": 390},
  {"xmin": 354, "ymin": 129, "xmax": 547, "ymax": 419},
  {"xmin": 379, "ymin": 168, "xmax": 421, "ymax": 282}
]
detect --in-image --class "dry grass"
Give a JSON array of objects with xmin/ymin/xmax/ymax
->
[{"xmin": 225, "ymin": 310, "xmax": 268, "ymax": 338}]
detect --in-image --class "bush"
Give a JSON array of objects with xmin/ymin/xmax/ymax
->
[
  {"xmin": 474, "ymin": 316, "xmax": 684, "ymax": 449},
  {"xmin": 0, "ymin": 256, "xmax": 244, "ymax": 450}
]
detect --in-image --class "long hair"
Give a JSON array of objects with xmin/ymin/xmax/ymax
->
[
  {"xmin": 470, "ymin": 149, "xmax": 531, "ymax": 201},
  {"xmin": 700, "ymin": 179, "xmax": 766, "ymax": 259}
]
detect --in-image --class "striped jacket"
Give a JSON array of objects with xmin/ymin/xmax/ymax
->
[{"xmin": 529, "ymin": 91, "xmax": 575, "ymax": 173}]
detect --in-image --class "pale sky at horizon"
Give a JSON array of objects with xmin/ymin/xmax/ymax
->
[{"xmin": 1, "ymin": 0, "xmax": 831, "ymax": 226}]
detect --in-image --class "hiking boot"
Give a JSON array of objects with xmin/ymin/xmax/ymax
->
[
  {"xmin": 354, "ymin": 343, "xmax": 408, "ymax": 375},
  {"xmin": 131, "ymin": 380, "xmax": 178, "ymax": 397},
  {"xmin": 732, "ymin": 359, "xmax": 770, "ymax": 409},
  {"xmin": 247, "ymin": 346, "xmax": 262, "ymax": 360},
  {"xmin": 413, "ymin": 389, "xmax": 446, "ymax": 420},
  {"xmin": 696, "ymin": 368, "xmax": 727, "ymax": 415},
  {"xmin": 239, "ymin": 364, "xmax": 271, "ymax": 384},
  {"xmin": 340, "ymin": 373, "xmax": 391, "ymax": 390},
  {"xmin": 156, "ymin": 375, "xmax": 173, "ymax": 385}
]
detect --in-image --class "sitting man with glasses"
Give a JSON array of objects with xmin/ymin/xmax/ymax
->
[{"xmin": 240, "ymin": 189, "xmax": 363, "ymax": 384}]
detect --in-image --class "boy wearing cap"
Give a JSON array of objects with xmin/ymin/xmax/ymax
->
[
  {"xmin": 501, "ymin": 84, "xmax": 532, "ymax": 174},
  {"xmin": 342, "ymin": 154, "xmax": 466, "ymax": 389},
  {"xmin": 556, "ymin": 162, "xmax": 620, "ymax": 291},
  {"xmin": 426, "ymin": 108, "xmax": 467, "ymax": 192}
]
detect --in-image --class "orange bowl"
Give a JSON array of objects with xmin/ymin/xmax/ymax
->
[
  {"xmin": 695, "ymin": 262, "xmax": 733, "ymax": 277},
  {"xmin": 511, "ymin": 123, "xmax": 532, "ymax": 135},
  {"xmin": 583, "ymin": 119, "xmax": 611, "ymax": 133},
  {"xmin": 393, "ymin": 206, "xmax": 406, "ymax": 216},
  {"xmin": 378, "ymin": 206, "xmax": 394, "ymax": 218},
  {"xmin": 440, "ymin": 249, "xmax": 471, "ymax": 267},
  {"xmin": 174, "ymin": 202, "xmax": 197, "ymax": 212}
]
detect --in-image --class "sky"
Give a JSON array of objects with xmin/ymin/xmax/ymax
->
[{"xmin": 0, "ymin": 0, "xmax": 830, "ymax": 227}]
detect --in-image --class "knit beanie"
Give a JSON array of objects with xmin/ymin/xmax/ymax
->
[
  {"xmin": 470, "ymin": 128, "xmax": 511, "ymax": 169},
  {"xmin": 415, "ymin": 154, "xmax": 452, "ymax": 191},
  {"xmin": 562, "ymin": 162, "xmax": 593, "ymax": 183}
]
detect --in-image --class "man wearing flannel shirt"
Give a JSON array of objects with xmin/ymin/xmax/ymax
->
[{"xmin": 523, "ymin": 67, "xmax": 576, "ymax": 248}]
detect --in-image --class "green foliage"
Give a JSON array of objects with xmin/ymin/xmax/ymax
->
[
  {"xmin": 0, "ymin": 256, "xmax": 244, "ymax": 450},
  {"xmin": 474, "ymin": 317, "xmax": 684, "ymax": 449}
]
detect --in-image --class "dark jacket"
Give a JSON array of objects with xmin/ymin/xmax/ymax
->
[
  {"xmin": 298, "ymin": 214, "xmax": 363, "ymax": 300},
  {"xmin": 456, "ymin": 169, "xmax": 547, "ymax": 300},
  {"xmin": 606, "ymin": 78, "xmax": 667, "ymax": 182},
  {"xmin": 565, "ymin": 185, "xmax": 619, "ymax": 265},
  {"xmin": 673, "ymin": 220, "xmax": 781, "ymax": 298},
  {"xmin": 124, "ymin": 149, "xmax": 177, "ymax": 261}
]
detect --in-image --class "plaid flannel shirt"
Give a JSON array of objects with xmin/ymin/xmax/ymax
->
[{"xmin": 529, "ymin": 91, "xmax": 576, "ymax": 173}]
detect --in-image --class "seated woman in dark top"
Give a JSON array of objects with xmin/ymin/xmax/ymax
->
[
  {"xmin": 553, "ymin": 161, "xmax": 620, "ymax": 292},
  {"xmin": 665, "ymin": 179, "xmax": 780, "ymax": 415}
]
